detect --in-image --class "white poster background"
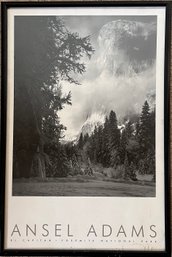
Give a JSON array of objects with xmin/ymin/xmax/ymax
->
[{"xmin": 5, "ymin": 7, "xmax": 166, "ymax": 251}]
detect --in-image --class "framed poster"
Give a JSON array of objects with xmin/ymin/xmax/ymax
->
[{"xmin": 1, "ymin": 1, "xmax": 171, "ymax": 256}]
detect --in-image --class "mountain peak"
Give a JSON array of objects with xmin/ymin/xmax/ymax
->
[{"xmin": 97, "ymin": 19, "xmax": 156, "ymax": 76}]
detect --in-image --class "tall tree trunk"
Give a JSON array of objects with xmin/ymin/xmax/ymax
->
[{"xmin": 13, "ymin": 83, "xmax": 40, "ymax": 178}]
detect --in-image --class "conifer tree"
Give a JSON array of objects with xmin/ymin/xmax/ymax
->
[
  {"xmin": 108, "ymin": 111, "xmax": 120, "ymax": 166},
  {"xmin": 137, "ymin": 101, "xmax": 155, "ymax": 176},
  {"xmin": 96, "ymin": 125, "xmax": 104, "ymax": 163},
  {"xmin": 149, "ymin": 108, "xmax": 155, "ymax": 150},
  {"xmin": 78, "ymin": 133, "xmax": 84, "ymax": 149},
  {"xmin": 119, "ymin": 129, "xmax": 127, "ymax": 164},
  {"xmin": 109, "ymin": 111, "xmax": 120, "ymax": 148},
  {"xmin": 83, "ymin": 133, "xmax": 89, "ymax": 145},
  {"xmin": 86, "ymin": 133, "xmax": 96, "ymax": 163},
  {"xmin": 124, "ymin": 154, "xmax": 130, "ymax": 179},
  {"xmin": 101, "ymin": 116, "xmax": 111, "ymax": 166},
  {"xmin": 14, "ymin": 16, "xmax": 94, "ymax": 178},
  {"xmin": 125, "ymin": 120, "xmax": 133, "ymax": 139},
  {"xmin": 138, "ymin": 101, "xmax": 151, "ymax": 155}
]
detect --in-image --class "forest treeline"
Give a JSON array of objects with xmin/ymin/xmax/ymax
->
[
  {"xmin": 76, "ymin": 101, "xmax": 155, "ymax": 180},
  {"xmin": 13, "ymin": 17, "xmax": 155, "ymax": 182},
  {"xmin": 30, "ymin": 101, "xmax": 155, "ymax": 181}
]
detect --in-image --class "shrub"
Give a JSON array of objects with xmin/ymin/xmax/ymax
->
[{"xmin": 111, "ymin": 165, "xmax": 125, "ymax": 179}]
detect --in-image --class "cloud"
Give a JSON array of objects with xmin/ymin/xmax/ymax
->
[{"xmin": 59, "ymin": 19, "xmax": 157, "ymax": 140}]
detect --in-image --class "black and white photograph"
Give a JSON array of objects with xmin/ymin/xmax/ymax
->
[
  {"xmin": 13, "ymin": 15, "xmax": 157, "ymax": 197},
  {"xmin": 3, "ymin": 5, "xmax": 169, "ymax": 253}
]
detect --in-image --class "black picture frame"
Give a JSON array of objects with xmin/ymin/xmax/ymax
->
[{"xmin": 1, "ymin": 1, "xmax": 171, "ymax": 256}]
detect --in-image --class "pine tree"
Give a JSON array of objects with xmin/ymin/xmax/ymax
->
[
  {"xmin": 125, "ymin": 120, "xmax": 133, "ymax": 139},
  {"xmin": 108, "ymin": 111, "xmax": 120, "ymax": 166},
  {"xmin": 86, "ymin": 132, "xmax": 96, "ymax": 163},
  {"xmin": 13, "ymin": 16, "xmax": 94, "ymax": 178},
  {"xmin": 83, "ymin": 133, "xmax": 89, "ymax": 145},
  {"xmin": 137, "ymin": 101, "xmax": 155, "ymax": 176},
  {"xmin": 46, "ymin": 142, "xmax": 70, "ymax": 177},
  {"xmin": 101, "ymin": 116, "xmax": 111, "ymax": 166},
  {"xmin": 149, "ymin": 108, "xmax": 155, "ymax": 150},
  {"xmin": 109, "ymin": 111, "xmax": 120, "ymax": 148},
  {"xmin": 78, "ymin": 133, "xmax": 84, "ymax": 149},
  {"xmin": 96, "ymin": 125, "xmax": 104, "ymax": 163},
  {"xmin": 119, "ymin": 129, "xmax": 127, "ymax": 164},
  {"xmin": 138, "ymin": 101, "xmax": 151, "ymax": 155}
]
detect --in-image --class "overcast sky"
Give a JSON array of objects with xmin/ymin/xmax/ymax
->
[{"xmin": 58, "ymin": 16, "xmax": 157, "ymax": 140}]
